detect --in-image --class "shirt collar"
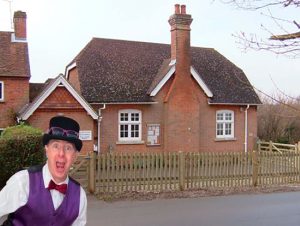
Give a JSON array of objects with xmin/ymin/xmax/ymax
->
[{"xmin": 43, "ymin": 162, "xmax": 69, "ymax": 188}]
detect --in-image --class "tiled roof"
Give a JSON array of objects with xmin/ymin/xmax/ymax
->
[
  {"xmin": 71, "ymin": 38, "xmax": 261, "ymax": 105},
  {"xmin": 0, "ymin": 32, "xmax": 30, "ymax": 78},
  {"xmin": 29, "ymin": 83, "xmax": 47, "ymax": 102}
]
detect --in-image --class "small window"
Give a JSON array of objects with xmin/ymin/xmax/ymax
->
[
  {"xmin": 0, "ymin": 128, "xmax": 4, "ymax": 137},
  {"xmin": 119, "ymin": 110, "xmax": 142, "ymax": 141},
  {"xmin": 216, "ymin": 110, "xmax": 234, "ymax": 138},
  {"xmin": 0, "ymin": 81, "xmax": 4, "ymax": 101}
]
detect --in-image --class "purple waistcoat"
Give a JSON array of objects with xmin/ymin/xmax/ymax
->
[{"xmin": 11, "ymin": 165, "xmax": 80, "ymax": 226}]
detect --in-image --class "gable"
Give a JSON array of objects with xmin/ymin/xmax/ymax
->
[
  {"xmin": 40, "ymin": 87, "xmax": 82, "ymax": 108},
  {"xmin": 18, "ymin": 75, "xmax": 98, "ymax": 120},
  {"xmin": 149, "ymin": 65, "xmax": 213, "ymax": 98}
]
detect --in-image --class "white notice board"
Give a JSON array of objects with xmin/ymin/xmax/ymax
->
[{"xmin": 79, "ymin": 130, "xmax": 92, "ymax": 140}]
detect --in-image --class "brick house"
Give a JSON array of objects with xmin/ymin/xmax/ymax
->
[
  {"xmin": 0, "ymin": 11, "xmax": 30, "ymax": 132},
  {"xmin": 19, "ymin": 5, "xmax": 261, "ymax": 153}
]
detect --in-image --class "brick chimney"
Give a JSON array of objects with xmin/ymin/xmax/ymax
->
[
  {"xmin": 165, "ymin": 5, "xmax": 198, "ymax": 152},
  {"xmin": 13, "ymin": 11, "xmax": 27, "ymax": 40},
  {"xmin": 168, "ymin": 4, "xmax": 193, "ymax": 69}
]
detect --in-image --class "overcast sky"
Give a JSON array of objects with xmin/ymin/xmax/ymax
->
[{"xmin": 0, "ymin": 0, "xmax": 299, "ymax": 97}]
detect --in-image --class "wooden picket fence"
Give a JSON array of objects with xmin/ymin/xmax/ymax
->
[{"xmin": 86, "ymin": 150, "xmax": 300, "ymax": 194}]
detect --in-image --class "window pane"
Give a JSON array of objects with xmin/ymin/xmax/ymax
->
[
  {"xmin": 217, "ymin": 113, "xmax": 223, "ymax": 121},
  {"xmin": 120, "ymin": 125, "xmax": 128, "ymax": 138},
  {"xmin": 225, "ymin": 113, "xmax": 232, "ymax": 121},
  {"xmin": 131, "ymin": 113, "xmax": 139, "ymax": 121},
  {"xmin": 120, "ymin": 113, "xmax": 128, "ymax": 121},
  {"xmin": 217, "ymin": 123, "xmax": 223, "ymax": 135},
  {"xmin": 131, "ymin": 124, "xmax": 139, "ymax": 138},
  {"xmin": 225, "ymin": 123, "xmax": 232, "ymax": 135}
]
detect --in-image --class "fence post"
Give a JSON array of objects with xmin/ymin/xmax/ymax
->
[
  {"xmin": 297, "ymin": 141, "xmax": 300, "ymax": 151},
  {"xmin": 179, "ymin": 151, "xmax": 185, "ymax": 191},
  {"xmin": 269, "ymin": 141, "xmax": 272, "ymax": 152},
  {"xmin": 257, "ymin": 141, "xmax": 261, "ymax": 152},
  {"xmin": 88, "ymin": 152, "xmax": 96, "ymax": 194},
  {"xmin": 252, "ymin": 150, "xmax": 258, "ymax": 187}
]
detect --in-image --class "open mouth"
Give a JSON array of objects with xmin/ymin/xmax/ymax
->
[{"xmin": 56, "ymin": 161, "xmax": 65, "ymax": 172}]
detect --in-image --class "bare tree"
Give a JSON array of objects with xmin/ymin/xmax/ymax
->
[
  {"xmin": 258, "ymin": 92, "xmax": 300, "ymax": 143},
  {"xmin": 219, "ymin": 0, "xmax": 300, "ymax": 57}
]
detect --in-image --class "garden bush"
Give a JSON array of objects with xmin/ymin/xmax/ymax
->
[{"xmin": 0, "ymin": 124, "xmax": 45, "ymax": 189}]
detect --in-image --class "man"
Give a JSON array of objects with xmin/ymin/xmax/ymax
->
[{"xmin": 0, "ymin": 116, "xmax": 87, "ymax": 226}]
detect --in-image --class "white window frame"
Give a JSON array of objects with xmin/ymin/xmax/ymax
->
[
  {"xmin": 118, "ymin": 109, "xmax": 142, "ymax": 142},
  {"xmin": 0, "ymin": 81, "xmax": 4, "ymax": 101},
  {"xmin": 216, "ymin": 110, "xmax": 234, "ymax": 139}
]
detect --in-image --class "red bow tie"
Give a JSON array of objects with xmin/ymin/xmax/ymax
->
[{"xmin": 48, "ymin": 180, "xmax": 67, "ymax": 194}]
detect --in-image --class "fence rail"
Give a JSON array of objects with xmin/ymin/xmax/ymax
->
[{"xmin": 89, "ymin": 151, "xmax": 300, "ymax": 194}]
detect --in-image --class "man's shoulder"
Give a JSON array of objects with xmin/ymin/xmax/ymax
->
[
  {"xmin": 27, "ymin": 165, "xmax": 44, "ymax": 173},
  {"xmin": 11, "ymin": 169, "xmax": 28, "ymax": 179}
]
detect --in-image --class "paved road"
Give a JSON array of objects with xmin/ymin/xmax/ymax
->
[{"xmin": 87, "ymin": 191, "xmax": 300, "ymax": 226}]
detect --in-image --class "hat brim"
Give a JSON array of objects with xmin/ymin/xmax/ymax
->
[{"xmin": 43, "ymin": 134, "xmax": 82, "ymax": 152}]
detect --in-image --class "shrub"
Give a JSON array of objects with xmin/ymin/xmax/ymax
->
[{"xmin": 0, "ymin": 124, "xmax": 45, "ymax": 188}]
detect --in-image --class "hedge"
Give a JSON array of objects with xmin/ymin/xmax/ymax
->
[{"xmin": 0, "ymin": 124, "xmax": 45, "ymax": 189}]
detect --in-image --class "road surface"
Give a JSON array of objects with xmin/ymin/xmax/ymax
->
[{"xmin": 87, "ymin": 191, "xmax": 300, "ymax": 226}]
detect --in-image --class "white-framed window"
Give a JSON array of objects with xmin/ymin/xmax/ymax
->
[
  {"xmin": 118, "ymin": 109, "xmax": 142, "ymax": 141},
  {"xmin": 216, "ymin": 110, "xmax": 234, "ymax": 138},
  {"xmin": 0, "ymin": 81, "xmax": 4, "ymax": 101}
]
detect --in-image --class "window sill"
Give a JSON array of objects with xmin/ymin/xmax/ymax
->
[
  {"xmin": 215, "ymin": 137, "xmax": 237, "ymax": 142},
  {"xmin": 146, "ymin": 144, "xmax": 161, "ymax": 147},
  {"xmin": 116, "ymin": 140, "xmax": 145, "ymax": 145}
]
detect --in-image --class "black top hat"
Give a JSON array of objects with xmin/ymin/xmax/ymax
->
[{"xmin": 42, "ymin": 116, "xmax": 82, "ymax": 151}]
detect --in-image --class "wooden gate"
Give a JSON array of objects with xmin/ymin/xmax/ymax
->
[{"xmin": 70, "ymin": 154, "xmax": 91, "ymax": 191}]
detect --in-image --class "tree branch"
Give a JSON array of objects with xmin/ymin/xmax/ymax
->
[{"xmin": 270, "ymin": 31, "xmax": 300, "ymax": 40}]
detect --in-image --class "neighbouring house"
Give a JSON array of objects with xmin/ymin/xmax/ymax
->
[
  {"xmin": 0, "ymin": 11, "xmax": 30, "ymax": 133},
  {"xmin": 18, "ymin": 4, "xmax": 261, "ymax": 154}
]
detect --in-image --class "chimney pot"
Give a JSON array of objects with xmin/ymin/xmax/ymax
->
[
  {"xmin": 168, "ymin": 4, "xmax": 193, "ymax": 63},
  {"xmin": 175, "ymin": 4, "xmax": 180, "ymax": 14},
  {"xmin": 181, "ymin": 5, "xmax": 186, "ymax": 14}
]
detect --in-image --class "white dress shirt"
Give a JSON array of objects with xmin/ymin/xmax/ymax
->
[{"xmin": 0, "ymin": 163, "xmax": 87, "ymax": 225}]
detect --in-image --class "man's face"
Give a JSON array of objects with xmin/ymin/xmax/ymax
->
[{"xmin": 45, "ymin": 139, "xmax": 78, "ymax": 183}]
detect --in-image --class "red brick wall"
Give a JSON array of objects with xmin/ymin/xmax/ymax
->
[
  {"xmin": 98, "ymin": 104, "xmax": 164, "ymax": 153},
  {"xmin": 0, "ymin": 77, "xmax": 29, "ymax": 128},
  {"xmin": 163, "ymin": 73, "xmax": 201, "ymax": 152},
  {"xmin": 67, "ymin": 68, "xmax": 81, "ymax": 93},
  {"xmin": 198, "ymin": 103, "xmax": 258, "ymax": 152},
  {"xmin": 97, "ymin": 77, "xmax": 258, "ymax": 153}
]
